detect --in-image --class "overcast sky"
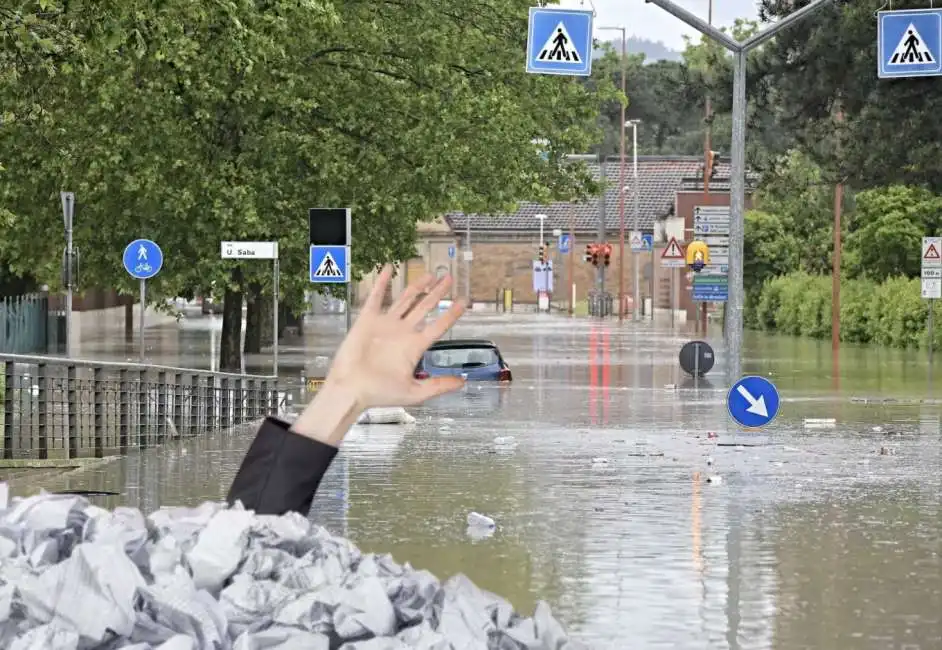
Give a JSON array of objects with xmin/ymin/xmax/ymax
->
[{"xmin": 555, "ymin": 0, "xmax": 761, "ymax": 51}]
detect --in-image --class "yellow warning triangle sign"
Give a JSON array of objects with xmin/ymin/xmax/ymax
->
[
  {"xmin": 924, "ymin": 243, "xmax": 941, "ymax": 260},
  {"xmin": 661, "ymin": 236, "xmax": 685, "ymax": 259}
]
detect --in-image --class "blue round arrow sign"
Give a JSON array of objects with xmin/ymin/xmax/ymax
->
[
  {"xmin": 123, "ymin": 239, "xmax": 163, "ymax": 280},
  {"xmin": 727, "ymin": 375, "xmax": 780, "ymax": 429}
]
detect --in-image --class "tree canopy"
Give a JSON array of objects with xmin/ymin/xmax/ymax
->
[{"xmin": 0, "ymin": 0, "xmax": 617, "ymax": 367}]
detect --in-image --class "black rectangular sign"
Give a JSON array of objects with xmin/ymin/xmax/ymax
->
[{"xmin": 309, "ymin": 208, "xmax": 350, "ymax": 247}]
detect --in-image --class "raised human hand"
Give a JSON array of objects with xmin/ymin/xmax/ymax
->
[{"xmin": 325, "ymin": 264, "xmax": 467, "ymax": 409}]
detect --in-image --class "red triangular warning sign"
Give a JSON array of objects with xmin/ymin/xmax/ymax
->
[
  {"xmin": 924, "ymin": 243, "xmax": 941, "ymax": 260},
  {"xmin": 661, "ymin": 237, "xmax": 685, "ymax": 259}
]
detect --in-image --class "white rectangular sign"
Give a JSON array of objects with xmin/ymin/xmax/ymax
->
[
  {"xmin": 693, "ymin": 224, "xmax": 730, "ymax": 235},
  {"xmin": 922, "ymin": 278, "xmax": 942, "ymax": 299},
  {"xmin": 923, "ymin": 268, "xmax": 942, "ymax": 279},
  {"xmin": 221, "ymin": 241, "xmax": 279, "ymax": 259},
  {"xmin": 922, "ymin": 236, "xmax": 942, "ymax": 269},
  {"xmin": 693, "ymin": 214, "xmax": 730, "ymax": 224}
]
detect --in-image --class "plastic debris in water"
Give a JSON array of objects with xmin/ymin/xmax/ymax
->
[
  {"xmin": 590, "ymin": 457, "xmax": 609, "ymax": 465},
  {"xmin": 706, "ymin": 456, "xmax": 714, "ymax": 466},
  {"xmin": 493, "ymin": 436, "xmax": 516, "ymax": 448},
  {"xmin": 0, "ymin": 492, "xmax": 585, "ymax": 648},
  {"xmin": 803, "ymin": 418, "xmax": 836, "ymax": 429},
  {"xmin": 466, "ymin": 511, "xmax": 496, "ymax": 529},
  {"xmin": 706, "ymin": 475, "xmax": 723, "ymax": 485}
]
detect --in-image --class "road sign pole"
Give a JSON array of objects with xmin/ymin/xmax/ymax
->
[
  {"xmin": 643, "ymin": 0, "xmax": 834, "ymax": 381},
  {"xmin": 61, "ymin": 191, "xmax": 74, "ymax": 357},
  {"xmin": 727, "ymin": 48, "xmax": 746, "ymax": 382},
  {"xmin": 273, "ymin": 257, "xmax": 280, "ymax": 378},
  {"xmin": 345, "ymin": 282, "xmax": 352, "ymax": 332},
  {"xmin": 139, "ymin": 279, "xmax": 146, "ymax": 362}
]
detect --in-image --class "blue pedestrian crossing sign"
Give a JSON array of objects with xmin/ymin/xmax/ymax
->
[
  {"xmin": 123, "ymin": 239, "xmax": 163, "ymax": 280},
  {"xmin": 310, "ymin": 245, "xmax": 349, "ymax": 284},
  {"xmin": 878, "ymin": 9, "xmax": 942, "ymax": 78},
  {"xmin": 641, "ymin": 234, "xmax": 654, "ymax": 251},
  {"xmin": 448, "ymin": 245, "xmax": 456, "ymax": 259},
  {"xmin": 558, "ymin": 234, "xmax": 571, "ymax": 254},
  {"xmin": 526, "ymin": 7, "xmax": 593, "ymax": 76},
  {"xmin": 727, "ymin": 375, "xmax": 781, "ymax": 429}
]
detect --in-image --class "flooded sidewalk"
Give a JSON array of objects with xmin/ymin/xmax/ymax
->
[{"xmin": 11, "ymin": 311, "xmax": 942, "ymax": 649}]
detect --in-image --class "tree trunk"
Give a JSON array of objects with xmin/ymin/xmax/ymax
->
[
  {"xmin": 244, "ymin": 282, "xmax": 262, "ymax": 354},
  {"xmin": 220, "ymin": 269, "xmax": 244, "ymax": 372},
  {"xmin": 259, "ymin": 300, "xmax": 273, "ymax": 348},
  {"xmin": 281, "ymin": 301, "xmax": 302, "ymax": 337}
]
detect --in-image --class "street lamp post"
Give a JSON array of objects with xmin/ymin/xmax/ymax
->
[
  {"xmin": 627, "ymin": 119, "xmax": 641, "ymax": 321},
  {"xmin": 599, "ymin": 26, "xmax": 627, "ymax": 321}
]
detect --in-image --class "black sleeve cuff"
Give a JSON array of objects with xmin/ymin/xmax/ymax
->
[{"xmin": 227, "ymin": 416, "xmax": 339, "ymax": 516}]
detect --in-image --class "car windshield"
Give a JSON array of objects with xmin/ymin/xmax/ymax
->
[{"xmin": 425, "ymin": 346, "xmax": 500, "ymax": 369}]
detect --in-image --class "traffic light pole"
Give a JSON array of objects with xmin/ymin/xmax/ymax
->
[{"xmin": 598, "ymin": 162, "xmax": 607, "ymax": 297}]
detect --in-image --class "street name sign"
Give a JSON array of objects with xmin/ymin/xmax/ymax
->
[
  {"xmin": 727, "ymin": 376, "xmax": 781, "ymax": 429},
  {"xmin": 878, "ymin": 9, "xmax": 942, "ymax": 79},
  {"xmin": 526, "ymin": 7, "xmax": 593, "ymax": 76},
  {"xmin": 221, "ymin": 241, "xmax": 279, "ymax": 259}
]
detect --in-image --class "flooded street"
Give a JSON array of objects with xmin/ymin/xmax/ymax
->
[{"xmin": 14, "ymin": 311, "xmax": 942, "ymax": 649}]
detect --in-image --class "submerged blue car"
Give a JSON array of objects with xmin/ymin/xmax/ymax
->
[{"xmin": 414, "ymin": 339, "xmax": 513, "ymax": 383}]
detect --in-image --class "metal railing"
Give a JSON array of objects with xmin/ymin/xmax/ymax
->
[
  {"xmin": 1, "ymin": 293, "xmax": 51, "ymax": 354},
  {"xmin": 0, "ymin": 353, "xmax": 278, "ymax": 460},
  {"xmin": 587, "ymin": 290, "xmax": 614, "ymax": 317}
]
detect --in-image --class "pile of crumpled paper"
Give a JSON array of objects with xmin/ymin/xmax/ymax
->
[{"xmin": 0, "ymin": 490, "xmax": 587, "ymax": 649}]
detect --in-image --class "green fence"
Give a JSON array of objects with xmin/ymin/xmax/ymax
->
[{"xmin": 0, "ymin": 294, "xmax": 49, "ymax": 354}]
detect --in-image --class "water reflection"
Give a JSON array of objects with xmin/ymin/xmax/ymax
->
[{"xmin": 8, "ymin": 312, "xmax": 942, "ymax": 649}]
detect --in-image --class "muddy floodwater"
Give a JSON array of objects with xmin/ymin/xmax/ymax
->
[{"xmin": 13, "ymin": 311, "xmax": 942, "ymax": 649}]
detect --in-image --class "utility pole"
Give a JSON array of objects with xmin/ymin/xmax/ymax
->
[
  {"xmin": 701, "ymin": 0, "xmax": 713, "ymax": 338},
  {"xmin": 832, "ymin": 107, "xmax": 844, "ymax": 354},
  {"xmin": 600, "ymin": 26, "xmax": 628, "ymax": 321}
]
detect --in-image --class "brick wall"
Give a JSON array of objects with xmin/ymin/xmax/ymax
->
[{"xmin": 457, "ymin": 239, "xmax": 654, "ymax": 306}]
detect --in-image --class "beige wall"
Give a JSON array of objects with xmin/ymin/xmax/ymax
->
[{"xmin": 355, "ymin": 236, "xmax": 458, "ymax": 305}]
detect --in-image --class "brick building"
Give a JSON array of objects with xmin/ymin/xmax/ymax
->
[{"xmin": 356, "ymin": 155, "xmax": 756, "ymax": 321}]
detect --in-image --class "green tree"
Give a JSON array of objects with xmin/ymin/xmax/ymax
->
[
  {"xmin": 0, "ymin": 0, "xmax": 614, "ymax": 370},
  {"xmin": 844, "ymin": 185, "xmax": 942, "ymax": 281},
  {"xmin": 758, "ymin": 0, "xmax": 942, "ymax": 190},
  {"xmin": 751, "ymin": 149, "xmax": 835, "ymax": 274}
]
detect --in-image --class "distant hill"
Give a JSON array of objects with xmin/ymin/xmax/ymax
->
[{"xmin": 593, "ymin": 36, "xmax": 682, "ymax": 63}]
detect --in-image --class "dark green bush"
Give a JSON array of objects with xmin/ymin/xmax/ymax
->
[{"xmin": 748, "ymin": 272, "xmax": 941, "ymax": 350}]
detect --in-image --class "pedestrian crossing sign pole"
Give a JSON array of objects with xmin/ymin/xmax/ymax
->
[
  {"xmin": 878, "ymin": 9, "xmax": 942, "ymax": 78},
  {"xmin": 310, "ymin": 245, "xmax": 350, "ymax": 284},
  {"xmin": 526, "ymin": 7, "xmax": 593, "ymax": 76}
]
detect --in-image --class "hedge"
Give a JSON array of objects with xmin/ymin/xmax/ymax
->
[{"xmin": 748, "ymin": 271, "xmax": 942, "ymax": 350}]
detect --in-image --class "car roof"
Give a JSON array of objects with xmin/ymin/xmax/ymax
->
[{"xmin": 428, "ymin": 339, "xmax": 499, "ymax": 350}]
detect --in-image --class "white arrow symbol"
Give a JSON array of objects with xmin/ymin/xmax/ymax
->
[
  {"xmin": 138, "ymin": 245, "xmax": 147, "ymax": 260},
  {"xmin": 736, "ymin": 384, "xmax": 768, "ymax": 417}
]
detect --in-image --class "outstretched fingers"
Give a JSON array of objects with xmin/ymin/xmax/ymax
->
[
  {"xmin": 404, "ymin": 275, "xmax": 454, "ymax": 326},
  {"xmin": 422, "ymin": 299, "xmax": 466, "ymax": 343},
  {"xmin": 388, "ymin": 273, "xmax": 435, "ymax": 318},
  {"xmin": 410, "ymin": 375, "xmax": 465, "ymax": 403},
  {"xmin": 363, "ymin": 265, "xmax": 394, "ymax": 314}
]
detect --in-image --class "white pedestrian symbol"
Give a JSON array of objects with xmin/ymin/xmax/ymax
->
[
  {"xmin": 537, "ymin": 22, "xmax": 582, "ymax": 63},
  {"xmin": 888, "ymin": 24, "xmax": 935, "ymax": 64},
  {"xmin": 138, "ymin": 245, "xmax": 148, "ymax": 260},
  {"xmin": 313, "ymin": 252, "xmax": 344, "ymax": 278}
]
